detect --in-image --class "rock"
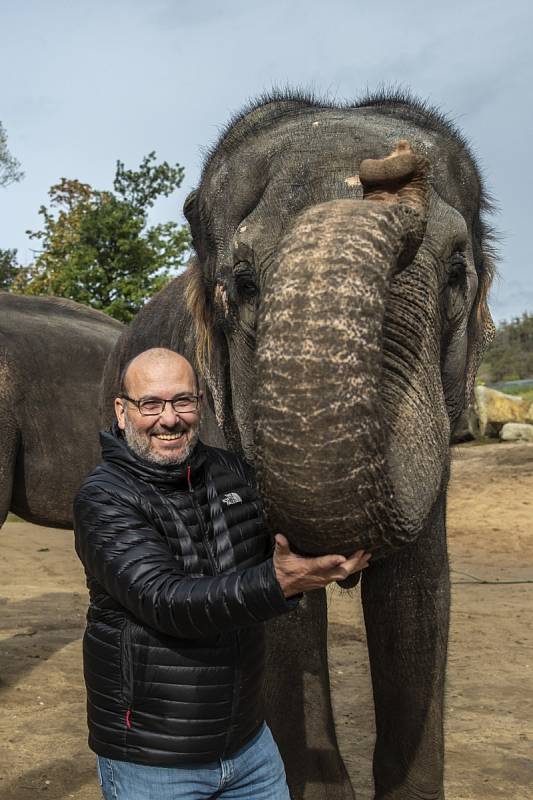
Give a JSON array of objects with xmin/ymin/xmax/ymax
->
[
  {"xmin": 500, "ymin": 423, "xmax": 533, "ymax": 443},
  {"xmin": 469, "ymin": 386, "xmax": 533, "ymax": 438}
]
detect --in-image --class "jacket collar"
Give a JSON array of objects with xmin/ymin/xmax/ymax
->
[{"xmin": 100, "ymin": 422, "xmax": 206, "ymax": 488}]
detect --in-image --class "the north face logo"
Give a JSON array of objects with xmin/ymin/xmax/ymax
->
[{"xmin": 221, "ymin": 492, "xmax": 242, "ymax": 506}]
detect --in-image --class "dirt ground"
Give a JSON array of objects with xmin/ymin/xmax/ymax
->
[{"xmin": 0, "ymin": 442, "xmax": 532, "ymax": 799}]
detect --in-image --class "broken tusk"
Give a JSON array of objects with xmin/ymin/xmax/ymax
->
[{"xmin": 344, "ymin": 175, "xmax": 361, "ymax": 187}]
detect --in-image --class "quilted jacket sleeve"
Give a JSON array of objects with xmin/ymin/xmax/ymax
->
[{"xmin": 74, "ymin": 482, "xmax": 299, "ymax": 640}]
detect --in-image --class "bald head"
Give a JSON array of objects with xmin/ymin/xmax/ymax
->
[
  {"xmin": 115, "ymin": 348, "xmax": 202, "ymax": 466},
  {"xmin": 120, "ymin": 348, "xmax": 198, "ymax": 397}
]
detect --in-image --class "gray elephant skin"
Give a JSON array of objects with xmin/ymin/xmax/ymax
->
[
  {"xmin": 102, "ymin": 91, "xmax": 496, "ymax": 800},
  {"xmin": 0, "ymin": 293, "xmax": 123, "ymax": 528}
]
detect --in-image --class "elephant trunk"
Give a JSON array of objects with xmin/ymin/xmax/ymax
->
[{"xmin": 254, "ymin": 144, "xmax": 430, "ymax": 555}]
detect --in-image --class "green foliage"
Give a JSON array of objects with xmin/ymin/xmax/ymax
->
[
  {"xmin": 113, "ymin": 151, "xmax": 185, "ymax": 213},
  {"xmin": 0, "ymin": 121, "xmax": 23, "ymax": 188},
  {"xmin": 0, "ymin": 248, "xmax": 21, "ymax": 290},
  {"xmin": 496, "ymin": 387, "xmax": 533, "ymax": 402},
  {"xmin": 1, "ymin": 123, "xmax": 23, "ymax": 283},
  {"xmin": 16, "ymin": 153, "xmax": 190, "ymax": 322},
  {"xmin": 480, "ymin": 312, "xmax": 533, "ymax": 382}
]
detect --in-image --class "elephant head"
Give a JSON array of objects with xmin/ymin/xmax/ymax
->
[{"xmin": 184, "ymin": 92, "xmax": 495, "ymax": 556}]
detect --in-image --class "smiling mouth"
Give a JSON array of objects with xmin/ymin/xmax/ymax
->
[{"xmin": 152, "ymin": 432, "xmax": 185, "ymax": 441}]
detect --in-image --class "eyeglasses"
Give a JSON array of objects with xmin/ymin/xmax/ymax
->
[{"xmin": 120, "ymin": 394, "xmax": 200, "ymax": 416}]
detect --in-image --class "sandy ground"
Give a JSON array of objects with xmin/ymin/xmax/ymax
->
[{"xmin": 0, "ymin": 442, "xmax": 532, "ymax": 799}]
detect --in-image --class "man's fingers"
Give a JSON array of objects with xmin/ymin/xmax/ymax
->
[
  {"xmin": 334, "ymin": 561, "xmax": 367, "ymax": 580},
  {"xmin": 314, "ymin": 554, "xmax": 347, "ymax": 571},
  {"xmin": 273, "ymin": 537, "xmax": 373, "ymax": 595},
  {"xmin": 333, "ymin": 551, "xmax": 371, "ymax": 579},
  {"xmin": 274, "ymin": 534, "xmax": 291, "ymax": 556},
  {"xmin": 346, "ymin": 549, "xmax": 370, "ymax": 561},
  {"xmin": 273, "ymin": 535, "xmax": 370, "ymax": 590},
  {"xmin": 343, "ymin": 550, "xmax": 372, "ymax": 569}
]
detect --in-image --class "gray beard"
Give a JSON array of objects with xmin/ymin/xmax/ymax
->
[{"xmin": 123, "ymin": 415, "xmax": 199, "ymax": 466}]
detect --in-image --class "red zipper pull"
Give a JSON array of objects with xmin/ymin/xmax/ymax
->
[
  {"xmin": 125, "ymin": 708, "xmax": 132, "ymax": 729},
  {"xmin": 186, "ymin": 464, "xmax": 192, "ymax": 491}
]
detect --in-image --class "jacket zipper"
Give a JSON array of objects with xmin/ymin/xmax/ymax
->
[
  {"xmin": 186, "ymin": 464, "xmax": 240, "ymax": 756},
  {"xmin": 121, "ymin": 620, "xmax": 134, "ymax": 730},
  {"xmin": 187, "ymin": 464, "xmax": 218, "ymax": 576}
]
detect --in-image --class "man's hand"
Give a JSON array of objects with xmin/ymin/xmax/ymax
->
[{"xmin": 273, "ymin": 534, "xmax": 371, "ymax": 598}]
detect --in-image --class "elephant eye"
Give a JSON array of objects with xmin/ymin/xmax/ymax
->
[
  {"xmin": 447, "ymin": 251, "xmax": 467, "ymax": 288},
  {"xmin": 444, "ymin": 251, "xmax": 468, "ymax": 325},
  {"xmin": 234, "ymin": 262, "xmax": 258, "ymax": 299}
]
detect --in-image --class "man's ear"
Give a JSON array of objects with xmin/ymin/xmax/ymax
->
[
  {"xmin": 114, "ymin": 398, "xmax": 126, "ymax": 430},
  {"xmin": 196, "ymin": 389, "xmax": 204, "ymax": 418}
]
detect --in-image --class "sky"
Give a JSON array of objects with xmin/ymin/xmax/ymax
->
[{"xmin": 1, "ymin": 0, "xmax": 531, "ymax": 323}]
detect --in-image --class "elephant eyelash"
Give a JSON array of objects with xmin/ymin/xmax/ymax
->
[
  {"xmin": 439, "ymin": 252, "xmax": 469, "ymax": 328},
  {"xmin": 447, "ymin": 252, "xmax": 468, "ymax": 289},
  {"xmin": 233, "ymin": 263, "xmax": 259, "ymax": 299}
]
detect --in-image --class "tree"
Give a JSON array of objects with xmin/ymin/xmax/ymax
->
[
  {"xmin": 0, "ymin": 121, "xmax": 23, "ymax": 187},
  {"xmin": 0, "ymin": 248, "xmax": 21, "ymax": 290},
  {"xmin": 18, "ymin": 153, "xmax": 190, "ymax": 322},
  {"xmin": 1, "ymin": 122, "xmax": 24, "ymax": 288},
  {"xmin": 479, "ymin": 312, "xmax": 533, "ymax": 382}
]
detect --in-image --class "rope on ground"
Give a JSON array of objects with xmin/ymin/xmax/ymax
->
[{"xmin": 451, "ymin": 568, "xmax": 533, "ymax": 585}]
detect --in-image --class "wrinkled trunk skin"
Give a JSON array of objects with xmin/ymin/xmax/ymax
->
[
  {"xmin": 255, "ymin": 198, "xmax": 441, "ymax": 556},
  {"xmin": 256, "ymin": 195, "xmax": 450, "ymax": 800}
]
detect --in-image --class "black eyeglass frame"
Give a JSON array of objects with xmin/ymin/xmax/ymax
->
[{"xmin": 119, "ymin": 394, "xmax": 201, "ymax": 416}]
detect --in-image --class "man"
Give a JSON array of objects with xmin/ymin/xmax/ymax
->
[{"xmin": 74, "ymin": 347, "xmax": 370, "ymax": 800}]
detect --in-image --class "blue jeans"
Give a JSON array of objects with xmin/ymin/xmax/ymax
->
[{"xmin": 96, "ymin": 723, "xmax": 291, "ymax": 799}]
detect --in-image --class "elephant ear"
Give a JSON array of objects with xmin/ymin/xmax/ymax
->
[
  {"xmin": 183, "ymin": 189, "xmax": 199, "ymax": 230},
  {"xmin": 464, "ymin": 270, "xmax": 496, "ymax": 407},
  {"xmin": 185, "ymin": 255, "xmax": 240, "ymax": 448},
  {"xmin": 183, "ymin": 189, "xmax": 205, "ymax": 261},
  {"xmin": 183, "ymin": 191, "xmax": 216, "ymax": 401}
]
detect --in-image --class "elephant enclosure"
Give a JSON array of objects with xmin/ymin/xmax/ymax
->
[{"xmin": 1, "ymin": 443, "xmax": 532, "ymax": 799}]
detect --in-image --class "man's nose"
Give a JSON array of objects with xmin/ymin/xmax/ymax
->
[{"xmin": 160, "ymin": 403, "xmax": 180, "ymax": 426}]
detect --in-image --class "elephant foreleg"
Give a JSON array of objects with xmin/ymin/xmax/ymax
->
[
  {"xmin": 264, "ymin": 589, "xmax": 356, "ymax": 800},
  {"xmin": 361, "ymin": 498, "xmax": 449, "ymax": 800}
]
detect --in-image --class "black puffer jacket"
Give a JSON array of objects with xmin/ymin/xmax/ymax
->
[{"xmin": 74, "ymin": 426, "xmax": 298, "ymax": 766}]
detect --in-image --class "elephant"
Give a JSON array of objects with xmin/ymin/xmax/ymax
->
[
  {"xmin": 101, "ymin": 90, "xmax": 496, "ymax": 800},
  {"xmin": 0, "ymin": 292, "xmax": 123, "ymax": 528}
]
